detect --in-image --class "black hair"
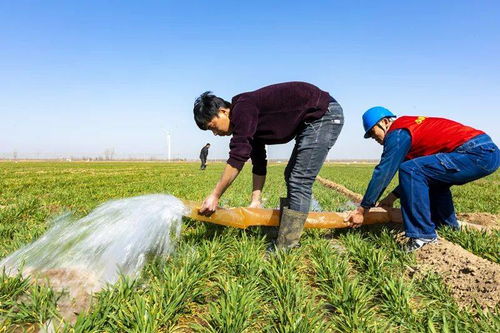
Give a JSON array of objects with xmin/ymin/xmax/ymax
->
[{"xmin": 193, "ymin": 91, "xmax": 231, "ymax": 130}]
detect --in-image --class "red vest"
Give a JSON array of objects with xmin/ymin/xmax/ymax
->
[{"xmin": 387, "ymin": 116, "xmax": 484, "ymax": 160}]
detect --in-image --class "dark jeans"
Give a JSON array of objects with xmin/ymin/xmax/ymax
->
[
  {"xmin": 399, "ymin": 134, "xmax": 500, "ymax": 238},
  {"xmin": 285, "ymin": 101, "xmax": 344, "ymax": 212},
  {"xmin": 200, "ymin": 157, "xmax": 207, "ymax": 170}
]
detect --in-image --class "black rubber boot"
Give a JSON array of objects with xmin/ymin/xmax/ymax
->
[
  {"xmin": 279, "ymin": 197, "xmax": 289, "ymax": 218},
  {"xmin": 275, "ymin": 207, "xmax": 308, "ymax": 250}
]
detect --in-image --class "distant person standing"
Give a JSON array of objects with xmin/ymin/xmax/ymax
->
[{"xmin": 200, "ymin": 143, "xmax": 210, "ymax": 170}]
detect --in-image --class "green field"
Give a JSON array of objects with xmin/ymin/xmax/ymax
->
[{"xmin": 0, "ymin": 162, "xmax": 499, "ymax": 331}]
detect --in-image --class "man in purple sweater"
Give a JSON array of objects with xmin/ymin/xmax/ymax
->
[{"xmin": 193, "ymin": 82, "xmax": 344, "ymax": 250}]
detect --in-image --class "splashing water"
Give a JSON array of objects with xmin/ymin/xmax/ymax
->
[
  {"xmin": 339, "ymin": 200, "xmax": 358, "ymax": 211},
  {"xmin": 310, "ymin": 195, "xmax": 323, "ymax": 212},
  {"xmin": 0, "ymin": 194, "xmax": 187, "ymax": 291}
]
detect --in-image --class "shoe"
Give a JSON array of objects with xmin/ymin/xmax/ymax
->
[
  {"xmin": 404, "ymin": 237, "xmax": 438, "ymax": 252},
  {"xmin": 265, "ymin": 241, "xmax": 278, "ymax": 256},
  {"xmin": 275, "ymin": 207, "xmax": 308, "ymax": 250}
]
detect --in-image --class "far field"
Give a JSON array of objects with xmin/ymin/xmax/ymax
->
[{"xmin": 0, "ymin": 162, "xmax": 498, "ymax": 332}]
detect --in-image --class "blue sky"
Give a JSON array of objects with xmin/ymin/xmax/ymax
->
[{"xmin": 1, "ymin": 1, "xmax": 499, "ymax": 160}]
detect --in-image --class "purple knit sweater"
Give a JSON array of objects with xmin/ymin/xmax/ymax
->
[{"xmin": 227, "ymin": 81, "xmax": 334, "ymax": 175}]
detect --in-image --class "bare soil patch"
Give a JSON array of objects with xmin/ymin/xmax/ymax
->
[
  {"xmin": 24, "ymin": 267, "xmax": 101, "ymax": 324},
  {"xmin": 409, "ymin": 239, "xmax": 500, "ymax": 309},
  {"xmin": 317, "ymin": 176, "xmax": 363, "ymax": 202},
  {"xmin": 457, "ymin": 212, "xmax": 499, "ymax": 228}
]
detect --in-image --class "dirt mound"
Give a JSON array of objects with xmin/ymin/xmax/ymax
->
[
  {"xmin": 316, "ymin": 176, "xmax": 363, "ymax": 202},
  {"xmin": 457, "ymin": 212, "xmax": 499, "ymax": 228},
  {"xmin": 410, "ymin": 239, "xmax": 500, "ymax": 309},
  {"xmin": 25, "ymin": 267, "xmax": 101, "ymax": 324}
]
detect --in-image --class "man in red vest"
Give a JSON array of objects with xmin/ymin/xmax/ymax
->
[{"xmin": 346, "ymin": 107, "xmax": 499, "ymax": 251}]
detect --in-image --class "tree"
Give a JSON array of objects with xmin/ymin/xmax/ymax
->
[{"xmin": 104, "ymin": 148, "xmax": 115, "ymax": 161}]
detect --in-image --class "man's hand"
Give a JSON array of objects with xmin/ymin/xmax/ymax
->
[
  {"xmin": 345, "ymin": 206, "xmax": 366, "ymax": 228},
  {"xmin": 199, "ymin": 194, "xmax": 219, "ymax": 216},
  {"xmin": 378, "ymin": 193, "xmax": 397, "ymax": 209},
  {"xmin": 248, "ymin": 200, "xmax": 263, "ymax": 208},
  {"xmin": 199, "ymin": 163, "xmax": 241, "ymax": 216}
]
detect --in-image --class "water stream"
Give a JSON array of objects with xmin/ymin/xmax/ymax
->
[{"xmin": 0, "ymin": 194, "xmax": 186, "ymax": 291}]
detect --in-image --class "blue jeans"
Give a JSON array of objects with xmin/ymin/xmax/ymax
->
[
  {"xmin": 398, "ymin": 134, "xmax": 500, "ymax": 238},
  {"xmin": 285, "ymin": 101, "xmax": 344, "ymax": 212}
]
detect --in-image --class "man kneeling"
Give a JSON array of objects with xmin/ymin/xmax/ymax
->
[{"xmin": 347, "ymin": 107, "xmax": 499, "ymax": 252}]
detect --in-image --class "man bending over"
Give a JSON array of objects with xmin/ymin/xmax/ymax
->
[{"xmin": 193, "ymin": 82, "xmax": 344, "ymax": 250}]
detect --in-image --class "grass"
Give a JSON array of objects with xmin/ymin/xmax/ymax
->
[
  {"xmin": 0, "ymin": 161, "xmax": 498, "ymax": 331},
  {"xmin": 309, "ymin": 242, "xmax": 380, "ymax": 331},
  {"xmin": 439, "ymin": 227, "xmax": 500, "ymax": 263},
  {"xmin": 1, "ymin": 272, "xmax": 61, "ymax": 329}
]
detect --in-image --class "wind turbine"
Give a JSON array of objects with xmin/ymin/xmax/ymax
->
[{"xmin": 166, "ymin": 132, "xmax": 172, "ymax": 161}]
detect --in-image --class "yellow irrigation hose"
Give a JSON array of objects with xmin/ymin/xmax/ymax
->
[{"xmin": 181, "ymin": 200, "xmax": 403, "ymax": 229}]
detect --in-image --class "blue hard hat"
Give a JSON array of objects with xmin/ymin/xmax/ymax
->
[{"xmin": 362, "ymin": 106, "xmax": 396, "ymax": 138}]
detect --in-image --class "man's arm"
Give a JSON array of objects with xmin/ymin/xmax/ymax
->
[
  {"xmin": 199, "ymin": 164, "xmax": 241, "ymax": 215},
  {"xmin": 378, "ymin": 185, "xmax": 401, "ymax": 208},
  {"xmin": 249, "ymin": 140, "xmax": 267, "ymax": 207},
  {"xmin": 249, "ymin": 174, "xmax": 266, "ymax": 208},
  {"xmin": 200, "ymin": 99, "xmax": 259, "ymax": 215},
  {"xmin": 346, "ymin": 129, "xmax": 411, "ymax": 226},
  {"xmin": 360, "ymin": 129, "xmax": 411, "ymax": 208}
]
